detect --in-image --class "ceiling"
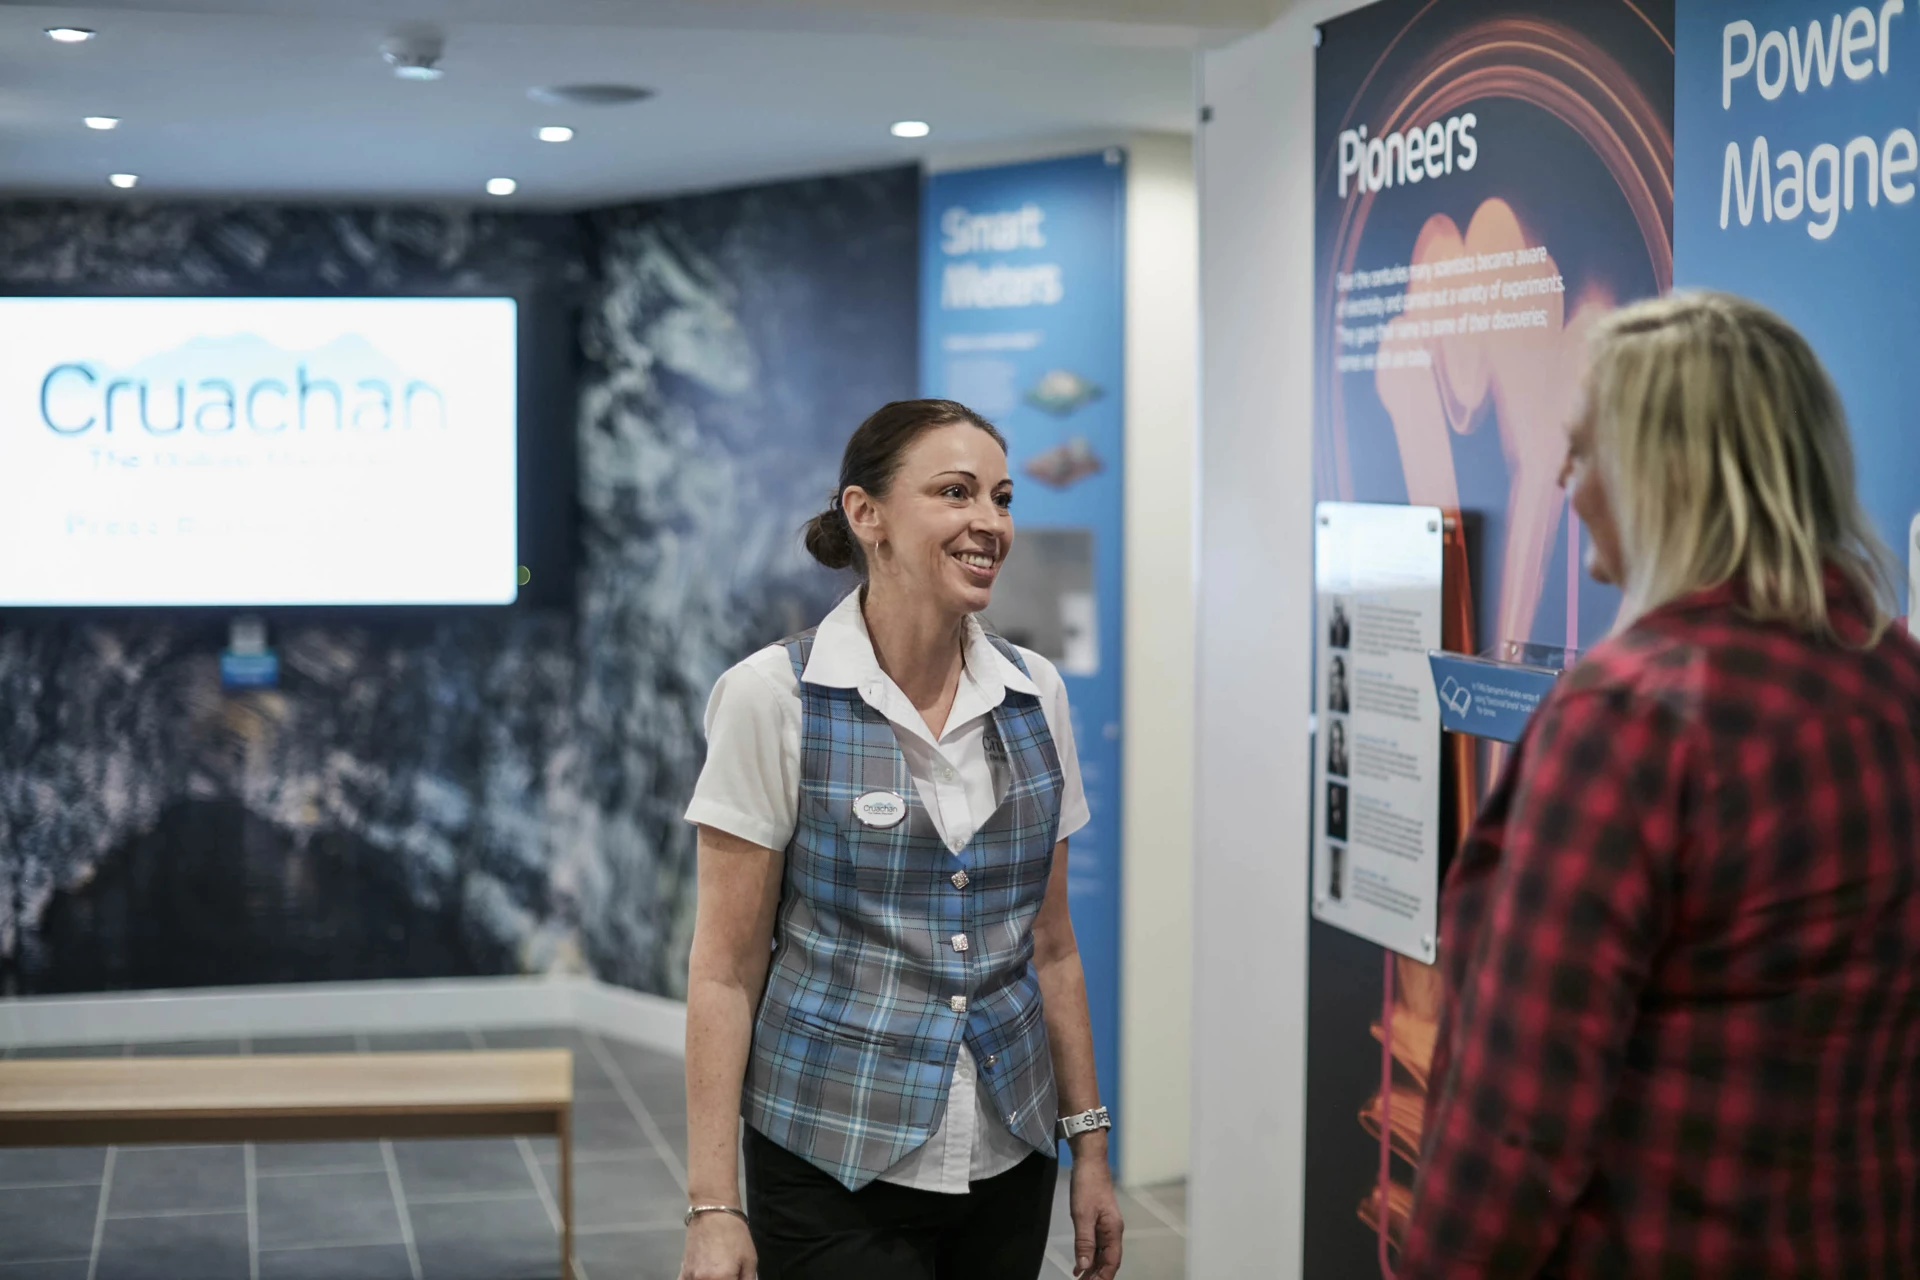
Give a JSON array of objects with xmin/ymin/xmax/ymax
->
[{"xmin": 0, "ymin": 0, "xmax": 1263, "ymax": 206}]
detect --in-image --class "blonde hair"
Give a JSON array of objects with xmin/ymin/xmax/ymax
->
[{"xmin": 1586, "ymin": 290, "xmax": 1896, "ymax": 643}]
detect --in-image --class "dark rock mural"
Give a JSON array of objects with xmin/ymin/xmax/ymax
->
[{"xmin": 0, "ymin": 170, "xmax": 918, "ymax": 998}]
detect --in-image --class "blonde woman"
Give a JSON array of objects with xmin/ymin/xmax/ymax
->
[{"xmin": 1401, "ymin": 292, "xmax": 1920, "ymax": 1277}]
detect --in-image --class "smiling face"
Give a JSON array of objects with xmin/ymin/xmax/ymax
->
[
  {"xmin": 843, "ymin": 421, "xmax": 1014, "ymax": 617},
  {"xmin": 1560, "ymin": 376, "xmax": 1625, "ymax": 586}
]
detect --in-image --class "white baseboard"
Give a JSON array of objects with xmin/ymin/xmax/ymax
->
[
  {"xmin": 0, "ymin": 976, "xmax": 687, "ymax": 1059},
  {"xmin": 573, "ymin": 979, "xmax": 687, "ymax": 1054}
]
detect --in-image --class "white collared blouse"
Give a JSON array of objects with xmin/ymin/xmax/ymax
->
[{"xmin": 686, "ymin": 590, "xmax": 1090, "ymax": 1193}]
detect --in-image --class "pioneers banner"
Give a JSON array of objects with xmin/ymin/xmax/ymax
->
[{"xmin": 1308, "ymin": 2, "xmax": 1674, "ymax": 1273}]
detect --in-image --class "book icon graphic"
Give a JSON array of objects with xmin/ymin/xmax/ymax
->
[{"xmin": 1439, "ymin": 676, "xmax": 1471, "ymax": 717}]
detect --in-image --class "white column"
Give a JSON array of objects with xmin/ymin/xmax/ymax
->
[
  {"xmin": 1119, "ymin": 130, "xmax": 1199, "ymax": 1189},
  {"xmin": 1192, "ymin": 3, "xmax": 1370, "ymax": 1275}
]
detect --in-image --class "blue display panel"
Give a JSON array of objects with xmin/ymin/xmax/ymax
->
[
  {"xmin": 1676, "ymin": 3, "xmax": 1920, "ymax": 620},
  {"xmin": 920, "ymin": 152, "xmax": 1127, "ymax": 1151}
]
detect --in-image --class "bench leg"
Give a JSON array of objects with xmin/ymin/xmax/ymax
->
[{"xmin": 559, "ymin": 1110, "xmax": 574, "ymax": 1280}]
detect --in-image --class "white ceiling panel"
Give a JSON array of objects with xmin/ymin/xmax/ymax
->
[{"xmin": 0, "ymin": 0, "xmax": 1234, "ymax": 203}]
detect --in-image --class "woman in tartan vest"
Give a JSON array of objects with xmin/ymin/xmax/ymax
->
[{"xmin": 680, "ymin": 400, "xmax": 1124, "ymax": 1280}]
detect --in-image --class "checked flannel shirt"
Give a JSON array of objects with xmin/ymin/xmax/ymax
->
[
  {"xmin": 1400, "ymin": 578, "xmax": 1920, "ymax": 1278},
  {"xmin": 740, "ymin": 629, "xmax": 1064, "ymax": 1191}
]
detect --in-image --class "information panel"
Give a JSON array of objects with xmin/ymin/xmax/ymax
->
[
  {"xmin": 920, "ymin": 152, "xmax": 1126, "ymax": 1145},
  {"xmin": 1312, "ymin": 502, "xmax": 1444, "ymax": 963}
]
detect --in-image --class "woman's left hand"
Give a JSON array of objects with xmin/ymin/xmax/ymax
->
[{"xmin": 1068, "ymin": 1153, "xmax": 1124, "ymax": 1279}]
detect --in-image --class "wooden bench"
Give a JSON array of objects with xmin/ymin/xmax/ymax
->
[{"xmin": 0, "ymin": 1050, "xmax": 575, "ymax": 1276}]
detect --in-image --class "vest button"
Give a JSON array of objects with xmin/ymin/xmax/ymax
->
[
  {"xmin": 951, "ymin": 869, "xmax": 970, "ymax": 889},
  {"xmin": 951, "ymin": 933, "xmax": 970, "ymax": 952},
  {"xmin": 1007, "ymin": 1113, "xmax": 1019, "ymax": 1126},
  {"xmin": 950, "ymin": 995, "xmax": 968, "ymax": 1013},
  {"xmin": 985, "ymin": 1054, "xmax": 997, "ymax": 1068}
]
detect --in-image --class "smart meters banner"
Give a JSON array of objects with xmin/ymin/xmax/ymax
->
[
  {"xmin": 1677, "ymin": 2, "xmax": 1920, "ymax": 626},
  {"xmin": 920, "ymin": 151, "xmax": 1126, "ymax": 1147}
]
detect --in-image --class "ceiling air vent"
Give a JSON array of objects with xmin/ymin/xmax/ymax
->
[{"xmin": 527, "ymin": 84, "xmax": 655, "ymax": 107}]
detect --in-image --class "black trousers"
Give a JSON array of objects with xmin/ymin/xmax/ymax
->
[{"xmin": 743, "ymin": 1125, "xmax": 1058, "ymax": 1279}]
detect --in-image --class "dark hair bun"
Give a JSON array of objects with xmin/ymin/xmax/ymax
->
[{"xmin": 804, "ymin": 505, "xmax": 858, "ymax": 570}]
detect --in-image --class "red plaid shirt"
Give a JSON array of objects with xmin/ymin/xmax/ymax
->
[{"xmin": 1400, "ymin": 579, "xmax": 1920, "ymax": 1278}]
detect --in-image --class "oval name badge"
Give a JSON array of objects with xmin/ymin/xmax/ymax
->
[{"xmin": 853, "ymin": 791, "xmax": 908, "ymax": 829}]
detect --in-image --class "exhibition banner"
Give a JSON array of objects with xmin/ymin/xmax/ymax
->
[
  {"xmin": 1676, "ymin": 1, "xmax": 1920, "ymax": 624},
  {"xmin": 919, "ymin": 153, "xmax": 1126, "ymax": 1152},
  {"xmin": 1309, "ymin": 3, "xmax": 1673, "ymax": 1273}
]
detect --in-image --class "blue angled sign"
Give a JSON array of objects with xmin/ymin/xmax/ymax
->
[
  {"xmin": 920, "ymin": 151, "xmax": 1126, "ymax": 1157},
  {"xmin": 1427, "ymin": 652, "xmax": 1561, "ymax": 744}
]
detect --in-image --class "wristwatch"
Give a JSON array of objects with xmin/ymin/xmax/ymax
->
[{"xmin": 1056, "ymin": 1105, "xmax": 1113, "ymax": 1140}]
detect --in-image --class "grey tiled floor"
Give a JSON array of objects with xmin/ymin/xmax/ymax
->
[{"xmin": 0, "ymin": 1028, "xmax": 1186, "ymax": 1279}]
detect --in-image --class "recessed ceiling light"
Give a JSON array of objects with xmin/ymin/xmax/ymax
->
[
  {"xmin": 537, "ymin": 126, "xmax": 573, "ymax": 143},
  {"xmin": 392, "ymin": 64, "xmax": 444, "ymax": 82},
  {"xmin": 84, "ymin": 116, "xmax": 119, "ymax": 131},
  {"xmin": 486, "ymin": 177, "xmax": 517, "ymax": 196},
  {"xmin": 45, "ymin": 27, "xmax": 95, "ymax": 43},
  {"xmin": 891, "ymin": 120, "xmax": 931, "ymax": 139},
  {"xmin": 108, "ymin": 173, "xmax": 138, "ymax": 189}
]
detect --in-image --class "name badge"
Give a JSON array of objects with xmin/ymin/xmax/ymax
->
[{"xmin": 853, "ymin": 791, "xmax": 908, "ymax": 829}]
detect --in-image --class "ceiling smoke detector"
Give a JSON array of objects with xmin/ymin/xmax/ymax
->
[
  {"xmin": 527, "ymin": 84, "xmax": 653, "ymax": 108},
  {"xmin": 381, "ymin": 28, "xmax": 445, "ymax": 81}
]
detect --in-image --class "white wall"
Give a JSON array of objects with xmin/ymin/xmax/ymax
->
[
  {"xmin": 1120, "ymin": 131, "xmax": 1198, "ymax": 1188},
  {"xmin": 1190, "ymin": 2, "xmax": 1367, "ymax": 1275}
]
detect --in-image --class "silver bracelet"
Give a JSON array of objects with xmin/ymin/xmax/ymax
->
[{"xmin": 684, "ymin": 1203, "xmax": 750, "ymax": 1228}]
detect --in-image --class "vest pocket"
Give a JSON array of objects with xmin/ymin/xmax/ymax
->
[
  {"xmin": 971, "ymin": 984, "xmax": 1050, "ymax": 1080},
  {"xmin": 786, "ymin": 1006, "xmax": 900, "ymax": 1053}
]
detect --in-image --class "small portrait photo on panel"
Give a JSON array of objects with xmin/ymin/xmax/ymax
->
[
  {"xmin": 1326, "ymin": 781, "xmax": 1349, "ymax": 843},
  {"xmin": 1327, "ymin": 717, "xmax": 1349, "ymax": 778},
  {"xmin": 1328, "ymin": 597, "xmax": 1352, "ymax": 650},
  {"xmin": 1328, "ymin": 654, "xmax": 1351, "ymax": 714},
  {"xmin": 1327, "ymin": 842, "xmax": 1346, "ymax": 902}
]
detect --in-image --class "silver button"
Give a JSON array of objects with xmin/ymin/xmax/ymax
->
[
  {"xmin": 1007, "ymin": 1113, "xmax": 1019, "ymax": 1126},
  {"xmin": 951, "ymin": 869, "xmax": 970, "ymax": 889},
  {"xmin": 949, "ymin": 995, "xmax": 968, "ymax": 1013},
  {"xmin": 951, "ymin": 933, "xmax": 969, "ymax": 953},
  {"xmin": 985, "ymin": 1054, "xmax": 997, "ymax": 1068}
]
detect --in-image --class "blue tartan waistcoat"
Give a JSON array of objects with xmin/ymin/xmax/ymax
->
[{"xmin": 740, "ymin": 629, "xmax": 1065, "ymax": 1190}]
